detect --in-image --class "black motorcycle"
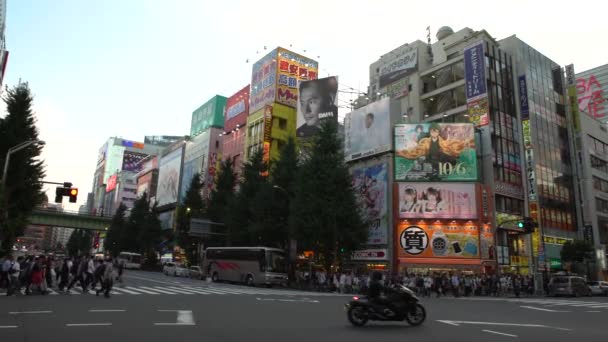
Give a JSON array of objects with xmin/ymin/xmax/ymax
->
[{"xmin": 344, "ymin": 285, "xmax": 426, "ymax": 327}]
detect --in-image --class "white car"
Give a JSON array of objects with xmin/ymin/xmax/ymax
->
[
  {"xmin": 163, "ymin": 262, "xmax": 177, "ymax": 276},
  {"xmin": 174, "ymin": 264, "xmax": 189, "ymax": 277},
  {"xmin": 587, "ymin": 281, "xmax": 608, "ymax": 296}
]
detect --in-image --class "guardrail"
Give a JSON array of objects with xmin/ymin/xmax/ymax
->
[{"xmin": 33, "ymin": 206, "xmax": 114, "ymax": 218}]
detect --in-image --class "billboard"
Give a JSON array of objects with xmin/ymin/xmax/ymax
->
[
  {"xmin": 378, "ymin": 46, "xmax": 418, "ymax": 88},
  {"xmin": 386, "ymin": 78, "xmax": 409, "ymax": 99},
  {"xmin": 122, "ymin": 151, "xmax": 149, "ymax": 173},
  {"xmin": 352, "ymin": 162, "xmax": 388, "ymax": 245},
  {"xmin": 296, "ymin": 76, "xmax": 338, "ymax": 138},
  {"xmin": 397, "ymin": 183, "xmax": 477, "ymax": 219},
  {"xmin": 344, "ymin": 98, "xmax": 391, "ymax": 161},
  {"xmin": 576, "ymin": 73, "xmax": 606, "ymax": 119},
  {"xmin": 464, "ymin": 41, "xmax": 488, "ymax": 127},
  {"xmin": 276, "ymin": 47, "xmax": 318, "ymax": 108},
  {"xmin": 106, "ymin": 174, "xmax": 117, "ymax": 193},
  {"xmin": 397, "ymin": 223, "xmax": 480, "ymax": 258},
  {"xmin": 518, "ymin": 75, "xmax": 530, "ymax": 120},
  {"xmin": 157, "ymin": 147, "xmax": 183, "ymax": 207},
  {"xmin": 137, "ymin": 172, "xmax": 152, "ymax": 198},
  {"xmin": 103, "ymin": 144, "xmax": 125, "ymax": 183},
  {"xmin": 250, "ymin": 49, "xmax": 278, "ymax": 113},
  {"xmin": 394, "ymin": 123, "xmax": 477, "ymax": 181},
  {"xmin": 180, "ymin": 159, "xmax": 196, "ymax": 202},
  {"xmin": 191, "ymin": 96, "xmax": 226, "ymax": 136},
  {"xmin": 225, "ymin": 85, "xmax": 250, "ymax": 131}
]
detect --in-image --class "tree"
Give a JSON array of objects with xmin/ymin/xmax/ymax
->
[
  {"xmin": 561, "ymin": 240, "xmax": 594, "ymax": 264},
  {"xmin": 208, "ymin": 158, "xmax": 236, "ymax": 225},
  {"xmin": 122, "ymin": 193, "xmax": 150, "ymax": 252},
  {"xmin": 104, "ymin": 203, "xmax": 127, "ymax": 257},
  {"xmin": 290, "ymin": 121, "xmax": 367, "ymax": 270},
  {"xmin": 139, "ymin": 200, "xmax": 162, "ymax": 265},
  {"xmin": 66, "ymin": 229, "xmax": 93, "ymax": 256},
  {"xmin": 226, "ymin": 149, "xmax": 268, "ymax": 245},
  {"xmin": 175, "ymin": 173, "xmax": 206, "ymax": 264},
  {"xmin": 0, "ymin": 83, "xmax": 45, "ymax": 256}
]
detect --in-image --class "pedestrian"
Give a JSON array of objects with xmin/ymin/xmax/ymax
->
[
  {"xmin": 6, "ymin": 256, "xmax": 21, "ymax": 296},
  {"xmin": 96, "ymin": 258, "xmax": 114, "ymax": 298}
]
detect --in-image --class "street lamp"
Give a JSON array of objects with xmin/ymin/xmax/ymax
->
[{"xmin": 1, "ymin": 140, "xmax": 46, "ymax": 189}]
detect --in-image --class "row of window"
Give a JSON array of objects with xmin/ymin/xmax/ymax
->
[
  {"xmin": 588, "ymin": 135, "xmax": 608, "ymax": 156},
  {"xmin": 494, "ymin": 195, "xmax": 524, "ymax": 215},
  {"xmin": 591, "ymin": 155, "xmax": 608, "ymax": 174},
  {"xmin": 596, "ymin": 198, "xmax": 608, "ymax": 215},
  {"xmin": 593, "ymin": 176, "xmax": 608, "ymax": 194}
]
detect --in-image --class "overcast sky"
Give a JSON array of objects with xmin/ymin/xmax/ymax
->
[{"xmin": 2, "ymin": 0, "xmax": 606, "ymax": 209}]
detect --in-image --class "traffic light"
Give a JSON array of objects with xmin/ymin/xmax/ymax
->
[
  {"xmin": 518, "ymin": 217, "xmax": 537, "ymax": 234},
  {"xmin": 54, "ymin": 186, "xmax": 78, "ymax": 203}
]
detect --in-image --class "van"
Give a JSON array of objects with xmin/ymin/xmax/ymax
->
[{"xmin": 549, "ymin": 276, "xmax": 591, "ymax": 297}]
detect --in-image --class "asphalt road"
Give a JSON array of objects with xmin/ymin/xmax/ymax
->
[{"xmin": 1, "ymin": 270, "xmax": 607, "ymax": 342}]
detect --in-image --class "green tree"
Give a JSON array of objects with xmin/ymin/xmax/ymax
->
[
  {"xmin": 176, "ymin": 173, "xmax": 205, "ymax": 264},
  {"xmin": 0, "ymin": 83, "xmax": 45, "ymax": 256},
  {"xmin": 66, "ymin": 229, "xmax": 93, "ymax": 256},
  {"xmin": 226, "ymin": 149, "xmax": 267, "ymax": 245},
  {"xmin": 561, "ymin": 240, "xmax": 594, "ymax": 264},
  {"xmin": 122, "ymin": 194, "xmax": 150, "ymax": 252},
  {"xmin": 139, "ymin": 200, "xmax": 162, "ymax": 265},
  {"xmin": 104, "ymin": 203, "xmax": 127, "ymax": 257},
  {"xmin": 208, "ymin": 158, "xmax": 236, "ymax": 224},
  {"xmin": 66, "ymin": 229, "xmax": 81, "ymax": 257},
  {"xmin": 290, "ymin": 121, "xmax": 367, "ymax": 270}
]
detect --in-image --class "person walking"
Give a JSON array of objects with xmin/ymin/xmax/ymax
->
[{"xmin": 96, "ymin": 258, "xmax": 114, "ymax": 298}]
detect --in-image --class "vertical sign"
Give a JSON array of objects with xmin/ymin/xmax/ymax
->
[
  {"xmin": 566, "ymin": 64, "xmax": 580, "ymax": 133},
  {"xmin": 250, "ymin": 49, "xmax": 278, "ymax": 114},
  {"xmin": 518, "ymin": 75, "xmax": 530, "ymax": 120},
  {"xmin": 464, "ymin": 41, "xmax": 489, "ymax": 127},
  {"xmin": 261, "ymin": 105, "xmax": 273, "ymax": 176}
]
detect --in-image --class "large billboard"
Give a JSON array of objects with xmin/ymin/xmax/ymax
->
[
  {"xmin": 378, "ymin": 46, "xmax": 418, "ymax": 88},
  {"xmin": 157, "ymin": 147, "xmax": 183, "ymax": 207},
  {"xmin": 103, "ymin": 144, "xmax": 125, "ymax": 183},
  {"xmin": 191, "ymin": 96, "xmax": 226, "ymax": 136},
  {"xmin": 344, "ymin": 98, "xmax": 391, "ymax": 161},
  {"xmin": 464, "ymin": 41, "xmax": 489, "ymax": 127},
  {"xmin": 276, "ymin": 47, "xmax": 318, "ymax": 108},
  {"xmin": 225, "ymin": 85, "xmax": 250, "ymax": 131},
  {"xmin": 394, "ymin": 123, "xmax": 477, "ymax": 181},
  {"xmin": 397, "ymin": 183, "xmax": 477, "ymax": 219},
  {"xmin": 352, "ymin": 162, "xmax": 388, "ymax": 245},
  {"xmin": 250, "ymin": 49, "xmax": 278, "ymax": 114},
  {"xmin": 296, "ymin": 76, "xmax": 338, "ymax": 138},
  {"xmin": 397, "ymin": 223, "xmax": 480, "ymax": 258},
  {"xmin": 122, "ymin": 151, "xmax": 149, "ymax": 173}
]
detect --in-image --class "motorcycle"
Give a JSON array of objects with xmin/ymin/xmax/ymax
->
[{"xmin": 344, "ymin": 285, "xmax": 426, "ymax": 327}]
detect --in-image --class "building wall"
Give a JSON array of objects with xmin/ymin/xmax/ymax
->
[
  {"xmin": 190, "ymin": 95, "xmax": 227, "ymax": 137},
  {"xmin": 245, "ymin": 103, "xmax": 296, "ymax": 165},
  {"xmin": 576, "ymin": 64, "xmax": 608, "ymax": 123}
]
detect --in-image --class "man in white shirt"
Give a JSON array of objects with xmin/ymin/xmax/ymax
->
[{"xmin": 7, "ymin": 256, "xmax": 22, "ymax": 296}]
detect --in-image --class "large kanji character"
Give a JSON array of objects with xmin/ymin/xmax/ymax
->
[
  {"xmin": 289, "ymin": 64, "xmax": 298, "ymax": 75},
  {"xmin": 279, "ymin": 60, "xmax": 289, "ymax": 72}
]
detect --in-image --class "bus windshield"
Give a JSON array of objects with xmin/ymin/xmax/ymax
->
[{"xmin": 266, "ymin": 250, "xmax": 287, "ymax": 273}]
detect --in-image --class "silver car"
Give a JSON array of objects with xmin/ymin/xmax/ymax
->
[{"xmin": 587, "ymin": 281, "xmax": 608, "ymax": 296}]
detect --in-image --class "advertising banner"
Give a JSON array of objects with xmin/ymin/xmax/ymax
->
[
  {"xmin": 378, "ymin": 46, "xmax": 418, "ymax": 88},
  {"xmin": 466, "ymin": 97, "xmax": 489, "ymax": 127},
  {"xmin": 122, "ymin": 151, "xmax": 149, "ymax": 173},
  {"xmin": 352, "ymin": 163, "xmax": 388, "ymax": 245},
  {"xmin": 397, "ymin": 223, "xmax": 480, "ymax": 258},
  {"xmin": 106, "ymin": 174, "xmax": 117, "ymax": 193},
  {"xmin": 157, "ymin": 147, "xmax": 183, "ymax": 207},
  {"xmin": 225, "ymin": 85, "xmax": 250, "ymax": 131},
  {"xmin": 180, "ymin": 159, "xmax": 196, "ymax": 203},
  {"xmin": 522, "ymin": 120, "xmax": 532, "ymax": 149},
  {"xmin": 464, "ymin": 41, "xmax": 488, "ymax": 127},
  {"xmin": 97, "ymin": 142, "xmax": 107, "ymax": 166},
  {"xmin": 480, "ymin": 224, "xmax": 495, "ymax": 260},
  {"xmin": 137, "ymin": 172, "xmax": 152, "ymax": 198},
  {"xmin": 250, "ymin": 49, "xmax": 278, "ymax": 114},
  {"xmin": 352, "ymin": 249, "xmax": 388, "ymax": 261},
  {"xmin": 276, "ymin": 48, "xmax": 318, "ymax": 108},
  {"xmin": 386, "ymin": 78, "xmax": 409, "ymax": 99},
  {"xmin": 397, "ymin": 183, "xmax": 477, "ymax": 219},
  {"xmin": 576, "ymin": 73, "xmax": 606, "ymax": 119},
  {"xmin": 394, "ymin": 123, "xmax": 477, "ymax": 181},
  {"xmin": 344, "ymin": 98, "xmax": 391, "ymax": 161},
  {"xmin": 518, "ymin": 75, "xmax": 530, "ymax": 120},
  {"xmin": 104, "ymin": 145, "xmax": 125, "ymax": 183},
  {"xmin": 296, "ymin": 76, "xmax": 338, "ymax": 138},
  {"xmin": 525, "ymin": 149, "xmax": 537, "ymax": 201}
]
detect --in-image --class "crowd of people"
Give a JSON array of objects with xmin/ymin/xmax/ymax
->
[
  {"xmin": 295, "ymin": 270, "xmax": 537, "ymax": 298},
  {"xmin": 0, "ymin": 254, "xmax": 124, "ymax": 298}
]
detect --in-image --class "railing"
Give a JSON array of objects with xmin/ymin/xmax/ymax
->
[{"xmin": 33, "ymin": 206, "xmax": 113, "ymax": 218}]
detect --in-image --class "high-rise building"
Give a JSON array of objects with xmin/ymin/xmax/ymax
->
[
  {"xmin": 575, "ymin": 64, "xmax": 608, "ymax": 124},
  {"xmin": 221, "ymin": 85, "xmax": 250, "ymax": 178}
]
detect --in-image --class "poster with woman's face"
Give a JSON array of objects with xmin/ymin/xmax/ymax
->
[
  {"xmin": 352, "ymin": 162, "xmax": 388, "ymax": 245},
  {"xmin": 398, "ymin": 183, "xmax": 477, "ymax": 219}
]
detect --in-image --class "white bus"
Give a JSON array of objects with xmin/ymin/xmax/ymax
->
[
  {"xmin": 202, "ymin": 247, "xmax": 288, "ymax": 287},
  {"xmin": 117, "ymin": 252, "xmax": 142, "ymax": 270}
]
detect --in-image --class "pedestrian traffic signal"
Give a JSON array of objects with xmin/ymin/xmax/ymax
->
[{"xmin": 54, "ymin": 186, "xmax": 78, "ymax": 203}]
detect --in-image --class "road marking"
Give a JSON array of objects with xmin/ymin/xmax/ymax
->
[
  {"xmin": 0, "ymin": 326, "xmax": 18, "ymax": 329},
  {"xmin": 587, "ymin": 311, "xmax": 601, "ymax": 313},
  {"xmin": 125, "ymin": 286, "xmax": 159, "ymax": 295},
  {"xmin": 66, "ymin": 323, "xmax": 112, "ymax": 327},
  {"xmin": 255, "ymin": 297, "xmax": 319, "ymax": 303},
  {"xmin": 483, "ymin": 330, "xmax": 518, "ymax": 338},
  {"xmin": 436, "ymin": 320, "xmax": 571, "ymax": 330},
  {"xmin": 111, "ymin": 287, "xmax": 141, "ymax": 295},
  {"xmin": 520, "ymin": 306, "xmax": 569, "ymax": 312},
  {"xmin": 9, "ymin": 311, "xmax": 52, "ymax": 314},
  {"xmin": 152, "ymin": 287, "xmax": 194, "ymax": 295},
  {"xmin": 123, "ymin": 274, "xmax": 184, "ymax": 286},
  {"xmin": 154, "ymin": 310, "xmax": 195, "ymax": 326},
  {"xmin": 89, "ymin": 309, "xmax": 126, "ymax": 312},
  {"xmin": 138, "ymin": 286, "xmax": 177, "ymax": 295},
  {"xmin": 164, "ymin": 286, "xmax": 205, "ymax": 294}
]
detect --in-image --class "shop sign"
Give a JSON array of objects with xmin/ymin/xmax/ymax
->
[
  {"xmin": 352, "ymin": 249, "xmax": 388, "ymax": 261},
  {"xmin": 543, "ymin": 236, "xmax": 572, "ymax": 245},
  {"xmin": 549, "ymin": 258, "xmax": 562, "ymax": 269}
]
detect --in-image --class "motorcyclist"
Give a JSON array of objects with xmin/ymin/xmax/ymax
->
[{"xmin": 368, "ymin": 271, "xmax": 395, "ymax": 317}]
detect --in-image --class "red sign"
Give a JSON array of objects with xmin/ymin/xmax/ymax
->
[
  {"xmin": 106, "ymin": 174, "xmax": 117, "ymax": 192},
  {"xmin": 577, "ymin": 75, "xmax": 606, "ymax": 118},
  {"xmin": 224, "ymin": 85, "xmax": 250, "ymax": 131},
  {"xmin": 352, "ymin": 249, "xmax": 388, "ymax": 261}
]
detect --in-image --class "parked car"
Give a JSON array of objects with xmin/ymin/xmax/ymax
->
[
  {"xmin": 189, "ymin": 266, "xmax": 203, "ymax": 279},
  {"xmin": 587, "ymin": 281, "xmax": 608, "ymax": 296},
  {"xmin": 549, "ymin": 275, "xmax": 592, "ymax": 297},
  {"xmin": 163, "ymin": 262, "xmax": 177, "ymax": 276},
  {"xmin": 174, "ymin": 264, "xmax": 189, "ymax": 277}
]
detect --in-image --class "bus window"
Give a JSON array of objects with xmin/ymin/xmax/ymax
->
[{"xmin": 266, "ymin": 250, "xmax": 287, "ymax": 273}]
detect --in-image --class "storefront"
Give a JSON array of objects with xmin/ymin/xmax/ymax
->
[{"xmin": 345, "ymin": 249, "xmax": 390, "ymax": 275}]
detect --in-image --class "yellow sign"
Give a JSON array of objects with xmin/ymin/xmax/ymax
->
[
  {"xmin": 276, "ymin": 48, "xmax": 319, "ymax": 108},
  {"xmin": 522, "ymin": 120, "xmax": 531, "ymax": 149},
  {"xmin": 568, "ymin": 86, "xmax": 580, "ymax": 133},
  {"xmin": 544, "ymin": 236, "xmax": 572, "ymax": 245},
  {"xmin": 467, "ymin": 97, "xmax": 489, "ymax": 127}
]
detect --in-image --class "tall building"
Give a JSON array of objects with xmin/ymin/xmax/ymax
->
[
  {"xmin": 245, "ymin": 47, "xmax": 318, "ymax": 171},
  {"xmin": 221, "ymin": 85, "xmax": 250, "ymax": 178},
  {"xmin": 91, "ymin": 137, "xmax": 168, "ymax": 214},
  {"xmin": 576, "ymin": 64, "xmax": 608, "ymax": 124},
  {"xmin": 103, "ymin": 170, "xmax": 139, "ymax": 215}
]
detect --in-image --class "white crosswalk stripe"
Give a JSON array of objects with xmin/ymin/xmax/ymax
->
[
  {"xmin": 457, "ymin": 296, "xmax": 608, "ymax": 309},
  {"xmin": 138, "ymin": 286, "xmax": 177, "ymax": 295}
]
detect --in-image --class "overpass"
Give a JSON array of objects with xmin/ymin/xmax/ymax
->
[{"xmin": 28, "ymin": 207, "xmax": 112, "ymax": 231}]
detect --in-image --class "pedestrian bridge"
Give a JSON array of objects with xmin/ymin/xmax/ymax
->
[{"xmin": 28, "ymin": 207, "xmax": 112, "ymax": 231}]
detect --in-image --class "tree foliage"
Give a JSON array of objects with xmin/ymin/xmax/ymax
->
[
  {"xmin": 122, "ymin": 193, "xmax": 149, "ymax": 252},
  {"xmin": 0, "ymin": 83, "xmax": 45, "ymax": 256},
  {"xmin": 104, "ymin": 203, "xmax": 127, "ymax": 257},
  {"xmin": 207, "ymin": 158, "xmax": 236, "ymax": 226},
  {"xmin": 290, "ymin": 121, "xmax": 367, "ymax": 269},
  {"xmin": 561, "ymin": 240, "xmax": 594, "ymax": 264},
  {"xmin": 175, "ymin": 173, "xmax": 206, "ymax": 264},
  {"xmin": 66, "ymin": 229, "xmax": 93, "ymax": 257}
]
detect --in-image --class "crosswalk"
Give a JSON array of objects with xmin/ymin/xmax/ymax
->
[
  {"xmin": 456, "ymin": 296, "xmax": 608, "ymax": 310},
  {"xmin": 8, "ymin": 285, "xmax": 350, "ymax": 297}
]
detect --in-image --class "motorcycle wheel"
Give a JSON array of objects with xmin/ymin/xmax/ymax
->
[
  {"xmin": 347, "ymin": 306, "xmax": 369, "ymax": 327},
  {"xmin": 405, "ymin": 304, "xmax": 426, "ymax": 326}
]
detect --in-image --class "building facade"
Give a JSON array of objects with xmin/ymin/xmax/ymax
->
[
  {"xmin": 221, "ymin": 85, "xmax": 250, "ymax": 178},
  {"xmin": 576, "ymin": 64, "xmax": 608, "ymax": 123},
  {"xmin": 190, "ymin": 95, "xmax": 226, "ymax": 138}
]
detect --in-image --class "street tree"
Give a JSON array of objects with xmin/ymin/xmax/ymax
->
[
  {"xmin": 66, "ymin": 229, "xmax": 93, "ymax": 256},
  {"xmin": 290, "ymin": 121, "xmax": 367, "ymax": 270},
  {"xmin": 104, "ymin": 203, "xmax": 127, "ymax": 257},
  {"xmin": 561, "ymin": 240, "xmax": 594, "ymax": 264},
  {"xmin": 208, "ymin": 158, "xmax": 236, "ymax": 224},
  {"xmin": 0, "ymin": 83, "xmax": 45, "ymax": 256},
  {"xmin": 139, "ymin": 199, "xmax": 162, "ymax": 266},
  {"xmin": 175, "ymin": 173, "xmax": 205, "ymax": 264},
  {"xmin": 122, "ymin": 193, "xmax": 150, "ymax": 252}
]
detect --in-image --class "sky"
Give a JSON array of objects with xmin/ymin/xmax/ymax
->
[{"xmin": 1, "ymin": 0, "xmax": 607, "ymax": 210}]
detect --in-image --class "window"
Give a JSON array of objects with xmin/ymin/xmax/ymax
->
[
  {"xmin": 591, "ymin": 155, "xmax": 608, "ymax": 174},
  {"xmin": 278, "ymin": 118, "xmax": 287, "ymax": 130},
  {"xmin": 277, "ymin": 139, "xmax": 285, "ymax": 151},
  {"xmin": 597, "ymin": 198, "xmax": 608, "ymax": 214}
]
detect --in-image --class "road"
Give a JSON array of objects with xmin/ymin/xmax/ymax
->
[{"xmin": 1, "ymin": 270, "xmax": 607, "ymax": 341}]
